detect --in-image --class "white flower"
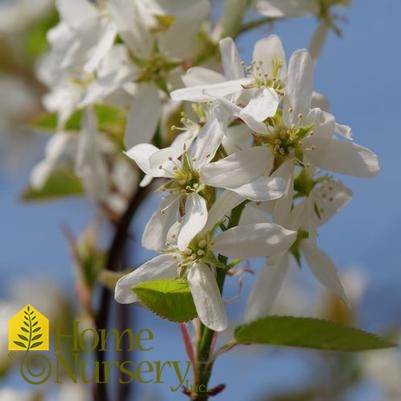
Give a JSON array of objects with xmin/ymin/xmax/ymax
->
[
  {"xmin": 241, "ymin": 49, "xmax": 379, "ymax": 183},
  {"xmin": 115, "ymin": 212, "xmax": 296, "ymax": 331},
  {"xmin": 171, "ymin": 35, "xmax": 286, "ymax": 123},
  {"xmin": 245, "ymin": 177, "xmax": 352, "ymax": 322},
  {"xmin": 126, "ymin": 117, "xmax": 285, "ymax": 251}
]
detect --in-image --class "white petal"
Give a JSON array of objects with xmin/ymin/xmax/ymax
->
[
  {"xmin": 124, "ymin": 143, "xmax": 159, "ymax": 176},
  {"xmin": 301, "ymin": 241, "xmax": 347, "ymax": 302},
  {"xmin": 304, "ymin": 138, "xmax": 380, "ymax": 177},
  {"xmin": 115, "ymin": 255, "xmax": 177, "ymax": 304},
  {"xmin": 223, "ymin": 123, "xmax": 251, "ymax": 154},
  {"xmin": 335, "ymin": 123, "xmax": 353, "ymax": 139},
  {"xmin": 284, "ymin": 49, "xmax": 313, "ymax": 123},
  {"xmin": 190, "ymin": 118, "xmax": 224, "ymax": 168},
  {"xmin": 170, "ymin": 78, "xmax": 251, "ymax": 103},
  {"xmin": 187, "ymin": 263, "xmax": 228, "ymax": 331},
  {"xmin": 311, "ymin": 91, "xmax": 329, "ymax": 111},
  {"xmin": 108, "ymin": 0, "xmax": 152, "ymax": 57},
  {"xmin": 256, "ymin": 0, "xmax": 318, "ymax": 18},
  {"xmin": 178, "ymin": 194, "xmax": 208, "ymax": 251},
  {"xmin": 252, "ymin": 35, "xmax": 286, "ymax": 80},
  {"xmin": 201, "ymin": 147, "xmax": 273, "ymax": 189},
  {"xmin": 84, "ymin": 21, "xmax": 117, "ymax": 73},
  {"xmin": 244, "ymin": 254, "xmax": 289, "ymax": 322},
  {"xmin": 271, "ymin": 160, "xmax": 294, "ymax": 226},
  {"xmin": 219, "ymin": 37, "xmax": 244, "ymax": 80},
  {"xmin": 142, "ymin": 195, "xmax": 180, "ymax": 251},
  {"xmin": 212, "ymin": 222, "xmax": 297, "ymax": 258},
  {"xmin": 229, "ymin": 176, "xmax": 285, "ymax": 202},
  {"xmin": 124, "ymin": 83, "xmax": 161, "ymax": 148},
  {"xmin": 182, "ymin": 67, "xmax": 225, "ymax": 87},
  {"xmin": 205, "ymin": 190, "xmax": 245, "ymax": 231},
  {"xmin": 56, "ymin": 0, "xmax": 97, "ymax": 29},
  {"xmin": 239, "ymin": 88, "xmax": 279, "ymax": 122}
]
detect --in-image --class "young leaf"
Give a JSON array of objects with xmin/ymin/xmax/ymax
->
[
  {"xmin": 133, "ymin": 279, "xmax": 197, "ymax": 322},
  {"xmin": 21, "ymin": 168, "xmax": 84, "ymax": 202},
  {"xmin": 13, "ymin": 341, "xmax": 27, "ymax": 349},
  {"xmin": 234, "ymin": 316, "xmax": 395, "ymax": 352}
]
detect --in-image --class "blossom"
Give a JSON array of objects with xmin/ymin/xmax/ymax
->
[
  {"xmin": 115, "ymin": 211, "xmax": 296, "ymax": 331},
  {"xmin": 244, "ymin": 177, "xmax": 352, "ymax": 322},
  {"xmin": 171, "ymin": 35, "xmax": 286, "ymax": 123},
  {"xmin": 126, "ymin": 116, "xmax": 285, "ymax": 251}
]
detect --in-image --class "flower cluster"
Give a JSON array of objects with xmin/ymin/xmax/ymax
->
[{"xmin": 115, "ymin": 35, "xmax": 379, "ymax": 330}]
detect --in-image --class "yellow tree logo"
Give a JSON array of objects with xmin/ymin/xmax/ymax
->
[{"xmin": 8, "ymin": 304, "xmax": 49, "ymax": 351}]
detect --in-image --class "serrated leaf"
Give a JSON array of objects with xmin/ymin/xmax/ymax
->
[
  {"xmin": 32, "ymin": 334, "xmax": 42, "ymax": 341},
  {"xmin": 133, "ymin": 279, "xmax": 197, "ymax": 323},
  {"xmin": 31, "ymin": 342, "xmax": 43, "ymax": 349},
  {"xmin": 234, "ymin": 316, "xmax": 395, "ymax": 352},
  {"xmin": 18, "ymin": 334, "xmax": 28, "ymax": 342},
  {"xmin": 21, "ymin": 168, "xmax": 84, "ymax": 202},
  {"xmin": 13, "ymin": 341, "xmax": 27, "ymax": 349}
]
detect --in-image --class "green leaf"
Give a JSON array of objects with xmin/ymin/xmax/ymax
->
[
  {"xmin": 31, "ymin": 342, "xmax": 43, "ymax": 349},
  {"xmin": 234, "ymin": 316, "xmax": 395, "ymax": 352},
  {"xmin": 13, "ymin": 341, "xmax": 27, "ymax": 349},
  {"xmin": 18, "ymin": 334, "xmax": 28, "ymax": 342},
  {"xmin": 32, "ymin": 334, "xmax": 42, "ymax": 341},
  {"xmin": 133, "ymin": 279, "xmax": 197, "ymax": 322},
  {"xmin": 21, "ymin": 168, "xmax": 84, "ymax": 202},
  {"xmin": 30, "ymin": 104, "xmax": 126, "ymax": 148},
  {"xmin": 31, "ymin": 110, "xmax": 82, "ymax": 133}
]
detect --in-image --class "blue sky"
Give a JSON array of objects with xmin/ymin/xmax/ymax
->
[{"xmin": 1, "ymin": 0, "xmax": 400, "ymax": 400}]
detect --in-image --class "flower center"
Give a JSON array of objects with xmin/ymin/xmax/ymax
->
[
  {"xmin": 251, "ymin": 58, "xmax": 285, "ymax": 95},
  {"xmin": 136, "ymin": 53, "xmax": 179, "ymax": 86}
]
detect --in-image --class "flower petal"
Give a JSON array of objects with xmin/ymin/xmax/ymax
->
[
  {"xmin": 283, "ymin": 49, "xmax": 313, "ymax": 123},
  {"xmin": 178, "ymin": 193, "xmax": 208, "ymax": 251},
  {"xmin": 124, "ymin": 143, "xmax": 159, "ymax": 176},
  {"xmin": 115, "ymin": 255, "xmax": 177, "ymax": 304},
  {"xmin": 187, "ymin": 263, "xmax": 228, "ymax": 331},
  {"xmin": 229, "ymin": 176, "xmax": 285, "ymax": 202},
  {"xmin": 239, "ymin": 88, "xmax": 279, "ymax": 122},
  {"xmin": 182, "ymin": 67, "xmax": 225, "ymax": 87},
  {"xmin": 124, "ymin": 83, "xmax": 161, "ymax": 149},
  {"xmin": 201, "ymin": 147, "xmax": 273, "ymax": 189},
  {"xmin": 190, "ymin": 118, "xmax": 224, "ymax": 169},
  {"xmin": 219, "ymin": 37, "xmax": 244, "ymax": 80},
  {"xmin": 252, "ymin": 35, "xmax": 286, "ymax": 80},
  {"xmin": 244, "ymin": 254, "xmax": 289, "ymax": 322},
  {"xmin": 142, "ymin": 194, "xmax": 180, "ymax": 251},
  {"xmin": 212, "ymin": 222, "xmax": 297, "ymax": 258},
  {"xmin": 300, "ymin": 241, "xmax": 347, "ymax": 302},
  {"xmin": 304, "ymin": 138, "xmax": 380, "ymax": 177}
]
